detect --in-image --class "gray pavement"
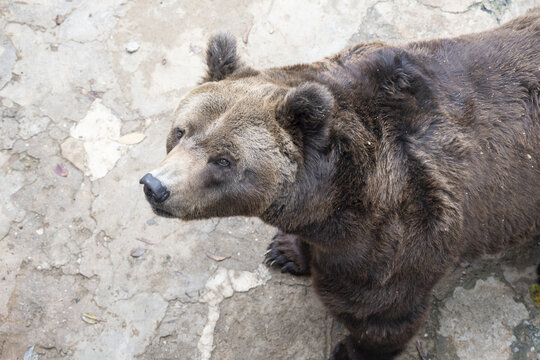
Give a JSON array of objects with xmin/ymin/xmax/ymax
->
[{"xmin": 0, "ymin": 0, "xmax": 539, "ymax": 359}]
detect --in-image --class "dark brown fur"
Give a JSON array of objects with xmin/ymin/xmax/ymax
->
[{"xmin": 142, "ymin": 9, "xmax": 540, "ymax": 360}]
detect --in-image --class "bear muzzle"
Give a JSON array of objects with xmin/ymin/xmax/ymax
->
[{"xmin": 140, "ymin": 173, "xmax": 171, "ymax": 204}]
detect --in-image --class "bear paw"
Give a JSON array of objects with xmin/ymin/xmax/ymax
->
[
  {"xmin": 329, "ymin": 338, "xmax": 401, "ymax": 360},
  {"xmin": 265, "ymin": 231, "xmax": 310, "ymax": 276},
  {"xmin": 329, "ymin": 341, "xmax": 352, "ymax": 360}
]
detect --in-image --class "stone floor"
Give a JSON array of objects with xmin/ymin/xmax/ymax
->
[{"xmin": 0, "ymin": 0, "xmax": 539, "ymax": 359}]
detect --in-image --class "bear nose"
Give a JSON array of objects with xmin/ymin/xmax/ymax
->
[{"xmin": 139, "ymin": 173, "xmax": 170, "ymax": 203}]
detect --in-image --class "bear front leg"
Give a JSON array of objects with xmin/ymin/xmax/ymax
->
[
  {"xmin": 327, "ymin": 304, "xmax": 428, "ymax": 360},
  {"xmin": 265, "ymin": 230, "xmax": 311, "ymax": 276},
  {"xmin": 324, "ymin": 294, "xmax": 431, "ymax": 360},
  {"xmin": 314, "ymin": 269, "xmax": 433, "ymax": 360}
]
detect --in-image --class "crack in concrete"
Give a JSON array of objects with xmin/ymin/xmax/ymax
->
[
  {"xmin": 5, "ymin": 21, "xmax": 48, "ymax": 33},
  {"xmin": 415, "ymin": 0, "xmax": 509, "ymax": 21},
  {"xmin": 63, "ymin": 38, "xmax": 104, "ymax": 46},
  {"xmin": 414, "ymin": 0, "xmax": 478, "ymax": 14},
  {"xmin": 0, "ymin": 77, "xmax": 11, "ymax": 92},
  {"xmin": 135, "ymin": 296, "xmax": 178, "ymax": 358}
]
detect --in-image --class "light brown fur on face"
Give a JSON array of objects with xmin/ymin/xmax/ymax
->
[{"xmin": 148, "ymin": 79, "xmax": 299, "ymax": 220}]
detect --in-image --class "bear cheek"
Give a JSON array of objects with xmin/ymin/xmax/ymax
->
[
  {"xmin": 232, "ymin": 167, "xmax": 281, "ymax": 214},
  {"xmin": 200, "ymin": 166, "xmax": 230, "ymax": 188}
]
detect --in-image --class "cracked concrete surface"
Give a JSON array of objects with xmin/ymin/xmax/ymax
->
[{"xmin": 0, "ymin": 0, "xmax": 539, "ymax": 359}]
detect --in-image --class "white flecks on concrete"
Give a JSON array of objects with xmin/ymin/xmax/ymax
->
[
  {"xmin": 68, "ymin": 99, "xmax": 127, "ymax": 180},
  {"xmin": 0, "ymin": 33, "xmax": 16, "ymax": 90},
  {"xmin": 125, "ymin": 41, "xmax": 140, "ymax": 53},
  {"xmin": 198, "ymin": 265, "xmax": 271, "ymax": 360}
]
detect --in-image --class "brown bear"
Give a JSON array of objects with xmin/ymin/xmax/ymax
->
[{"xmin": 140, "ymin": 9, "xmax": 540, "ymax": 360}]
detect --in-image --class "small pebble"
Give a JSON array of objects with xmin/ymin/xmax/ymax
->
[
  {"xmin": 36, "ymin": 228, "xmax": 44, "ymax": 235},
  {"xmin": 146, "ymin": 219, "xmax": 157, "ymax": 226},
  {"xmin": 55, "ymin": 14, "xmax": 65, "ymax": 26},
  {"xmin": 125, "ymin": 41, "xmax": 140, "ymax": 53},
  {"xmin": 130, "ymin": 247, "xmax": 146, "ymax": 258},
  {"xmin": 54, "ymin": 163, "xmax": 68, "ymax": 177}
]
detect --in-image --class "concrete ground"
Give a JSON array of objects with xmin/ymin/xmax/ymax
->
[{"xmin": 0, "ymin": 0, "xmax": 539, "ymax": 359}]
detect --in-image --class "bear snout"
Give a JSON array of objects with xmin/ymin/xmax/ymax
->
[{"xmin": 139, "ymin": 173, "xmax": 170, "ymax": 204}]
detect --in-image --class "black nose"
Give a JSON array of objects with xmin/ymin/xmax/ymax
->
[{"xmin": 139, "ymin": 173, "xmax": 170, "ymax": 203}]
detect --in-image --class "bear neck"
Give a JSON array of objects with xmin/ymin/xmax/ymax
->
[
  {"xmin": 260, "ymin": 114, "xmax": 378, "ymax": 249},
  {"xmin": 258, "ymin": 52, "xmax": 414, "ymax": 249},
  {"xmin": 259, "ymin": 146, "xmax": 338, "ymax": 240}
]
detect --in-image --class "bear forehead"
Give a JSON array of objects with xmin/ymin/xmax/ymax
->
[{"xmin": 173, "ymin": 79, "xmax": 282, "ymax": 132}]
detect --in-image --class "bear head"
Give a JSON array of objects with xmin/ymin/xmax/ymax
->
[{"xmin": 140, "ymin": 33, "xmax": 335, "ymax": 221}]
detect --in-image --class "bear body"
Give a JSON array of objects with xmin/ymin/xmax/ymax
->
[{"xmin": 141, "ymin": 10, "xmax": 539, "ymax": 360}]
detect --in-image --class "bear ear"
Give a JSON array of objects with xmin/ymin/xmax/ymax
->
[
  {"xmin": 280, "ymin": 82, "xmax": 334, "ymax": 150},
  {"xmin": 203, "ymin": 32, "xmax": 243, "ymax": 82}
]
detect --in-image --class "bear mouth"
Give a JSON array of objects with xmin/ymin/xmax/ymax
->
[{"xmin": 152, "ymin": 206, "xmax": 176, "ymax": 218}]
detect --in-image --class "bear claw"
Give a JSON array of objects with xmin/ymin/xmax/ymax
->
[{"xmin": 265, "ymin": 231, "xmax": 310, "ymax": 276}]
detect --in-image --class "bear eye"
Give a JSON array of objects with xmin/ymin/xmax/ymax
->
[
  {"xmin": 216, "ymin": 158, "xmax": 230, "ymax": 167},
  {"xmin": 174, "ymin": 127, "xmax": 184, "ymax": 140}
]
